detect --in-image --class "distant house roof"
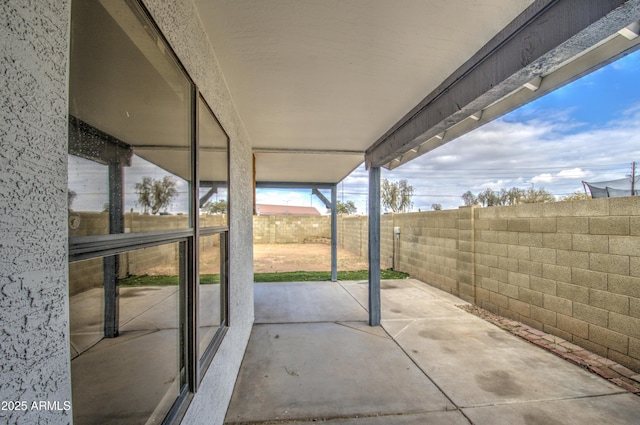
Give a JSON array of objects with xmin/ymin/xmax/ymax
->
[{"xmin": 256, "ymin": 204, "xmax": 321, "ymax": 216}]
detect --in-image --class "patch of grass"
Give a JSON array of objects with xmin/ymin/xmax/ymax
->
[
  {"xmin": 254, "ymin": 269, "xmax": 408, "ymax": 282},
  {"xmin": 119, "ymin": 274, "xmax": 220, "ymax": 287},
  {"xmin": 119, "ymin": 274, "xmax": 180, "ymax": 286},
  {"xmin": 118, "ymin": 269, "xmax": 408, "ymax": 286}
]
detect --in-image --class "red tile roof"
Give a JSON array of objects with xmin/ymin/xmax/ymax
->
[{"xmin": 256, "ymin": 204, "xmax": 321, "ymax": 216}]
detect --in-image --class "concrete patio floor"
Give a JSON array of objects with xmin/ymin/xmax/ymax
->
[{"xmin": 224, "ymin": 279, "xmax": 640, "ymax": 424}]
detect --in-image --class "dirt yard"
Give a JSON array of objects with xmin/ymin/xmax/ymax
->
[
  {"xmin": 252, "ymin": 244, "xmax": 368, "ymax": 273},
  {"xmin": 148, "ymin": 243, "xmax": 368, "ymax": 276}
]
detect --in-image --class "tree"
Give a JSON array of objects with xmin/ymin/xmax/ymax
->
[
  {"xmin": 502, "ymin": 187, "xmax": 525, "ymax": 206},
  {"xmin": 336, "ymin": 200, "xmax": 357, "ymax": 215},
  {"xmin": 461, "ymin": 190, "xmax": 477, "ymax": 207},
  {"xmin": 521, "ymin": 187, "xmax": 555, "ymax": 204},
  {"xmin": 561, "ymin": 191, "xmax": 589, "ymax": 201},
  {"xmin": 135, "ymin": 176, "xmax": 178, "ymax": 215},
  {"xmin": 462, "ymin": 186, "xmax": 555, "ymax": 207},
  {"xmin": 431, "ymin": 203, "xmax": 442, "ymax": 211},
  {"xmin": 202, "ymin": 199, "xmax": 228, "ymax": 215},
  {"xmin": 476, "ymin": 188, "xmax": 501, "ymax": 207},
  {"xmin": 381, "ymin": 179, "xmax": 414, "ymax": 213}
]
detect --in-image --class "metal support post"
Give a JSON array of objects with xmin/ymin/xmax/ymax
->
[
  {"xmin": 104, "ymin": 160, "xmax": 124, "ymax": 338},
  {"xmin": 331, "ymin": 184, "xmax": 338, "ymax": 282},
  {"xmin": 368, "ymin": 167, "xmax": 381, "ymax": 326}
]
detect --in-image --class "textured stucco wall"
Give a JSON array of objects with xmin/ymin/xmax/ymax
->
[
  {"xmin": 0, "ymin": 1, "xmax": 73, "ymax": 424},
  {"xmin": 140, "ymin": 1, "xmax": 255, "ymax": 424}
]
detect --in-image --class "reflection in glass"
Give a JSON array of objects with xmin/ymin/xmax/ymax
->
[
  {"xmin": 69, "ymin": 0, "xmax": 191, "ymax": 234},
  {"xmin": 69, "ymin": 258, "xmax": 105, "ymax": 355},
  {"xmin": 198, "ymin": 97, "xmax": 228, "ymax": 228},
  {"xmin": 68, "ymin": 155, "xmax": 109, "ymax": 237},
  {"xmin": 199, "ymin": 234, "xmax": 224, "ymax": 357},
  {"xmin": 124, "ymin": 155, "xmax": 190, "ymax": 229},
  {"xmin": 68, "ymin": 0, "xmax": 232, "ymax": 420},
  {"xmin": 70, "ymin": 244, "xmax": 182, "ymax": 425}
]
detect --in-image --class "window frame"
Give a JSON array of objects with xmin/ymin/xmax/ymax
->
[{"xmin": 67, "ymin": 0, "xmax": 231, "ymax": 423}]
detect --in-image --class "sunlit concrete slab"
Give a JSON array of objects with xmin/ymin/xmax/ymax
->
[
  {"xmin": 282, "ymin": 410, "xmax": 469, "ymax": 425},
  {"xmin": 254, "ymin": 281, "xmax": 368, "ymax": 323},
  {"xmin": 224, "ymin": 322, "xmax": 454, "ymax": 424},
  {"xmin": 355, "ymin": 279, "xmax": 625, "ymax": 407},
  {"xmin": 341, "ymin": 279, "xmax": 466, "ymax": 323},
  {"xmin": 226, "ymin": 279, "xmax": 640, "ymax": 424},
  {"xmin": 393, "ymin": 315, "xmax": 622, "ymax": 407},
  {"xmin": 463, "ymin": 393, "xmax": 640, "ymax": 425}
]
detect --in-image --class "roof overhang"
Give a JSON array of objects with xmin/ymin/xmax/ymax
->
[
  {"xmin": 78, "ymin": 0, "xmax": 640, "ymax": 187},
  {"xmin": 366, "ymin": 0, "xmax": 640, "ymax": 170},
  {"xmin": 194, "ymin": 0, "xmax": 540, "ymax": 184}
]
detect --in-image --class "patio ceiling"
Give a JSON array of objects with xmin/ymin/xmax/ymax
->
[
  {"xmin": 194, "ymin": 0, "xmax": 640, "ymax": 185},
  {"xmin": 194, "ymin": 0, "xmax": 535, "ymax": 184}
]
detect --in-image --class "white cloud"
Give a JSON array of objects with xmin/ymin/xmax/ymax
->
[
  {"xmin": 433, "ymin": 155, "xmax": 460, "ymax": 164},
  {"xmin": 557, "ymin": 168, "xmax": 589, "ymax": 179},
  {"xmin": 531, "ymin": 174, "xmax": 554, "ymax": 184},
  {"xmin": 377, "ymin": 104, "xmax": 640, "ymax": 210}
]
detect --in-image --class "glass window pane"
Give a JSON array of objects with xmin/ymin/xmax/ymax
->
[
  {"xmin": 199, "ymin": 234, "xmax": 224, "ymax": 357},
  {"xmin": 70, "ymin": 243, "xmax": 183, "ymax": 425},
  {"xmin": 198, "ymin": 97, "xmax": 228, "ymax": 227},
  {"xmin": 69, "ymin": 0, "xmax": 192, "ymax": 234},
  {"xmin": 68, "ymin": 155, "xmax": 109, "ymax": 236}
]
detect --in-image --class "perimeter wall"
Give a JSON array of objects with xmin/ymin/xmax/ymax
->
[
  {"xmin": 340, "ymin": 197, "xmax": 640, "ymax": 373},
  {"xmin": 68, "ymin": 197, "xmax": 640, "ymax": 372}
]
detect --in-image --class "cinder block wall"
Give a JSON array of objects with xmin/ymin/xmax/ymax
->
[
  {"xmin": 474, "ymin": 197, "xmax": 640, "ymax": 371},
  {"xmin": 337, "ymin": 198, "xmax": 640, "ymax": 372},
  {"xmin": 253, "ymin": 215, "xmax": 330, "ymax": 244},
  {"xmin": 392, "ymin": 211, "xmax": 460, "ymax": 296},
  {"xmin": 339, "ymin": 210, "xmax": 473, "ymax": 300},
  {"xmin": 380, "ymin": 215, "xmax": 393, "ymax": 268},
  {"xmin": 69, "ymin": 213, "xmax": 226, "ymax": 294},
  {"xmin": 339, "ymin": 216, "xmax": 369, "ymax": 258}
]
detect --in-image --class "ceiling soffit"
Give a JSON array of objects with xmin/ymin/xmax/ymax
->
[{"xmin": 194, "ymin": 0, "xmax": 535, "ymax": 183}]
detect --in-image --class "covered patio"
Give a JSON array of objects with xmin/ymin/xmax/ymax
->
[
  {"xmin": 201, "ymin": 0, "xmax": 640, "ymax": 329},
  {"xmin": 204, "ymin": 2, "xmax": 640, "ymax": 423},
  {"xmin": 6, "ymin": 1, "xmax": 640, "ymax": 424},
  {"xmin": 224, "ymin": 279, "xmax": 640, "ymax": 424}
]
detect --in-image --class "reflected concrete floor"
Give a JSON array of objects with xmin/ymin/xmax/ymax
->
[
  {"xmin": 70, "ymin": 285, "xmax": 222, "ymax": 424},
  {"xmin": 225, "ymin": 279, "xmax": 640, "ymax": 424}
]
